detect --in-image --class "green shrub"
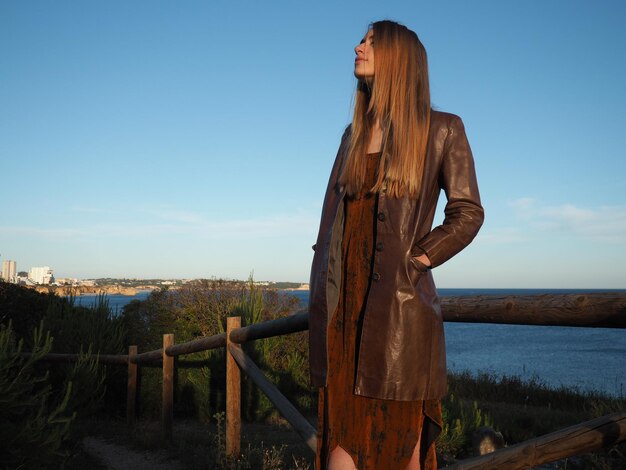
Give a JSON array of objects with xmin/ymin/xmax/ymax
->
[
  {"xmin": 0, "ymin": 281, "xmax": 62, "ymax": 341},
  {"xmin": 41, "ymin": 294, "xmax": 126, "ymax": 418},
  {"xmin": 121, "ymin": 278, "xmax": 307, "ymax": 422},
  {"xmin": 0, "ymin": 322, "xmax": 75, "ymax": 469},
  {"xmin": 437, "ymin": 393, "xmax": 493, "ymax": 459},
  {"xmin": 43, "ymin": 294, "xmax": 125, "ymax": 355}
]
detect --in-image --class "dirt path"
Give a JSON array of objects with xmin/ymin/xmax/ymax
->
[{"xmin": 83, "ymin": 437, "xmax": 184, "ymax": 470}]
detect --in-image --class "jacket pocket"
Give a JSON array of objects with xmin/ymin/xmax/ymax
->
[
  {"xmin": 407, "ymin": 255, "xmax": 428, "ymax": 286},
  {"xmin": 410, "ymin": 256, "xmax": 429, "ymax": 273}
]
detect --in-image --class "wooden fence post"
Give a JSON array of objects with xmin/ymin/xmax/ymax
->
[
  {"xmin": 226, "ymin": 316, "xmax": 241, "ymax": 458},
  {"xmin": 162, "ymin": 334, "xmax": 174, "ymax": 440},
  {"xmin": 126, "ymin": 345, "xmax": 137, "ymax": 425}
]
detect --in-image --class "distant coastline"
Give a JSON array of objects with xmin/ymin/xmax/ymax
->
[
  {"xmin": 28, "ymin": 284, "xmax": 160, "ymax": 297},
  {"xmin": 281, "ymin": 284, "xmax": 309, "ymax": 291},
  {"xmin": 25, "ymin": 280, "xmax": 312, "ymax": 297}
]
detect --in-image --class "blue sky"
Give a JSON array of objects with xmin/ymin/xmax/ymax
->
[{"xmin": 1, "ymin": 1, "xmax": 625, "ymax": 288}]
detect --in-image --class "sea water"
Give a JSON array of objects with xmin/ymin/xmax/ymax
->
[{"xmin": 73, "ymin": 290, "xmax": 152, "ymax": 315}]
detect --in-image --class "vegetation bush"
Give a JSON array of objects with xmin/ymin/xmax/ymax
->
[
  {"xmin": 0, "ymin": 322, "xmax": 75, "ymax": 469},
  {"xmin": 121, "ymin": 278, "xmax": 307, "ymax": 421},
  {"xmin": 0, "ymin": 280, "xmax": 61, "ymax": 340},
  {"xmin": 437, "ymin": 393, "xmax": 493, "ymax": 460},
  {"xmin": 235, "ymin": 283, "xmax": 310, "ymax": 421},
  {"xmin": 448, "ymin": 370, "xmax": 626, "ymax": 444},
  {"xmin": 0, "ymin": 283, "xmax": 129, "ymax": 467},
  {"xmin": 43, "ymin": 294, "xmax": 125, "ymax": 356},
  {"xmin": 43, "ymin": 294, "xmax": 126, "ymax": 417},
  {"xmin": 444, "ymin": 370, "xmax": 626, "ymax": 467}
]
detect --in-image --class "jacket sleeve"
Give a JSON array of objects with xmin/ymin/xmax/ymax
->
[{"xmin": 414, "ymin": 115, "xmax": 484, "ymax": 268}]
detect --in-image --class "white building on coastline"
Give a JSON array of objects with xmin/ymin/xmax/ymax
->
[{"xmin": 28, "ymin": 266, "xmax": 54, "ymax": 285}]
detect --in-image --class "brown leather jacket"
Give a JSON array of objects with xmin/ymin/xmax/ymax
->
[{"xmin": 308, "ymin": 110, "xmax": 484, "ymax": 401}]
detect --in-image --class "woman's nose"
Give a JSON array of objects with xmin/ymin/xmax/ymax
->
[{"xmin": 354, "ymin": 43, "xmax": 363, "ymax": 54}]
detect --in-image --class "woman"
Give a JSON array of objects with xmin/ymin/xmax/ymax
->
[{"xmin": 308, "ymin": 20, "xmax": 484, "ymax": 469}]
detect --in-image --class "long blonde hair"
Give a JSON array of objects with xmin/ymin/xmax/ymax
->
[{"xmin": 339, "ymin": 20, "xmax": 431, "ymax": 198}]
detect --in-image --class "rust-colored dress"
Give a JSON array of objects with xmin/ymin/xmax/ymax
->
[{"xmin": 316, "ymin": 152, "xmax": 442, "ymax": 470}]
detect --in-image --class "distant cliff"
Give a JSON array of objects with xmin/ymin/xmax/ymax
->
[{"xmin": 31, "ymin": 285, "xmax": 142, "ymax": 296}]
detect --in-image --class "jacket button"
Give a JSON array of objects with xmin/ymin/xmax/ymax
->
[
  {"xmin": 372, "ymin": 272, "xmax": 381, "ymax": 281},
  {"xmin": 377, "ymin": 212, "xmax": 386, "ymax": 221},
  {"xmin": 376, "ymin": 242, "xmax": 384, "ymax": 251}
]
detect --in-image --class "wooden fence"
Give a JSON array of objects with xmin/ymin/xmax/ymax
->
[{"xmin": 23, "ymin": 292, "xmax": 626, "ymax": 469}]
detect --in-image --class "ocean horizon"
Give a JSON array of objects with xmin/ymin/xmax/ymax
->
[{"xmin": 74, "ymin": 287, "xmax": 626, "ymax": 397}]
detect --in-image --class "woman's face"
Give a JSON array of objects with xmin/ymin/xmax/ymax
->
[{"xmin": 354, "ymin": 29, "xmax": 375, "ymax": 80}]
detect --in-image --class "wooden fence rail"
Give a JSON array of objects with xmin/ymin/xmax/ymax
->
[
  {"xmin": 168, "ymin": 332, "xmax": 226, "ymax": 356},
  {"xmin": 440, "ymin": 293, "xmax": 626, "ymax": 328},
  {"xmin": 20, "ymin": 292, "xmax": 626, "ymax": 468}
]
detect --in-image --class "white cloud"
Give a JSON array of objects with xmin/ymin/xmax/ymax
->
[
  {"xmin": 508, "ymin": 197, "xmax": 536, "ymax": 212},
  {"xmin": 506, "ymin": 198, "xmax": 626, "ymax": 243},
  {"xmin": 0, "ymin": 212, "xmax": 318, "ymax": 241},
  {"xmin": 476, "ymin": 227, "xmax": 528, "ymax": 244},
  {"xmin": 156, "ymin": 210, "xmax": 207, "ymax": 224},
  {"xmin": 0, "ymin": 227, "xmax": 86, "ymax": 238},
  {"xmin": 539, "ymin": 204, "xmax": 626, "ymax": 243}
]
